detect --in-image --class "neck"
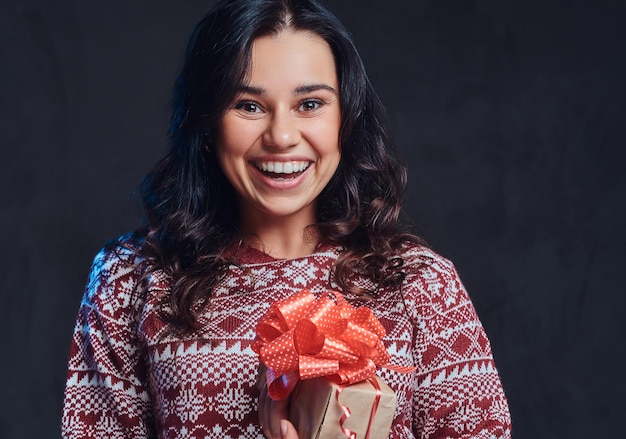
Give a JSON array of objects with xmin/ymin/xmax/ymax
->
[{"xmin": 239, "ymin": 209, "xmax": 319, "ymax": 260}]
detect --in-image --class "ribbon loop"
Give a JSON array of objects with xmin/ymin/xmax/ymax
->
[{"xmin": 254, "ymin": 289, "xmax": 413, "ymax": 400}]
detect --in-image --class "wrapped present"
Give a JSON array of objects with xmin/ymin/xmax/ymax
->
[
  {"xmin": 253, "ymin": 290, "xmax": 414, "ymax": 438},
  {"xmin": 288, "ymin": 375, "xmax": 397, "ymax": 439}
]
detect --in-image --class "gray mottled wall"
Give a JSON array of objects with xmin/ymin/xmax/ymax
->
[{"xmin": 1, "ymin": 0, "xmax": 624, "ymax": 437}]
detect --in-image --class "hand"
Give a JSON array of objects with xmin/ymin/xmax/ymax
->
[{"xmin": 258, "ymin": 384, "xmax": 299, "ymax": 439}]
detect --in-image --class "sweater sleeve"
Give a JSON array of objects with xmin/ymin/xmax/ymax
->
[
  {"xmin": 402, "ymin": 250, "xmax": 512, "ymax": 439},
  {"xmin": 62, "ymin": 241, "xmax": 155, "ymax": 439}
]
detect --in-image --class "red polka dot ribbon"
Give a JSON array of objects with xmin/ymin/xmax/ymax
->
[{"xmin": 252, "ymin": 289, "xmax": 414, "ymax": 400}]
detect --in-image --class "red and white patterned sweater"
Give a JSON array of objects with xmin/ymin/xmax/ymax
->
[{"xmin": 62, "ymin": 235, "xmax": 511, "ymax": 438}]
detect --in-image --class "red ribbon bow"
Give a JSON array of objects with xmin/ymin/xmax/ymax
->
[{"xmin": 252, "ymin": 289, "xmax": 409, "ymax": 400}]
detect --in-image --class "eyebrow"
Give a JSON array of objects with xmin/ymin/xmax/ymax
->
[
  {"xmin": 294, "ymin": 84, "xmax": 338, "ymax": 96},
  {"xmin": 237, "ymin": 83, "xmax": 338, "ymax": 96}
]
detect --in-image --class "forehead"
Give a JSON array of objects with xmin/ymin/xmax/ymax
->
[{"xmin": 246, "ymin": 29, "xmax": 338, "ymax": 89}]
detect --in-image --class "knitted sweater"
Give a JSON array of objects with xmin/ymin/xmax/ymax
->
[{"xmin": 62, "ymin": 235, "xmax": 511, "ymax": 439}]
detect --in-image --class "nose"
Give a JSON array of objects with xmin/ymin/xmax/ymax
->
[{"xmin": 263, "ymin": 110, "xmax": 301, "ymax": 150}]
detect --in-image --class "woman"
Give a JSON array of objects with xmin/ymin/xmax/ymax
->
[{"xmin": 62, "ymin": 0, "xmax": 512, "ymax": 438}]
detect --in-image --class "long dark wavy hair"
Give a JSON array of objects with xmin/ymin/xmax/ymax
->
[{"xmin": 139, "ymin": 0, "xmax": 423, "ymax": 333}]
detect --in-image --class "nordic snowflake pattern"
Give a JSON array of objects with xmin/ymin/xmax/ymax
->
[{"xmin": 62, "ymin": 236, "xmax": 511, "ymax": 438}]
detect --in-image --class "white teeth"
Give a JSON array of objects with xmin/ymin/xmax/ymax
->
[{"xmin": 256, "ymin": 161, "xmax": 309, "ymax": 174}]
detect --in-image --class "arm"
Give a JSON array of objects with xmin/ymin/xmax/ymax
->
[
  {"xmin": 62, "ymin": 241, "xmax": 155, "ymax": 439},
  {"xmin": 403, "ymin": 250, "xmax": 512, "ymax": 439}
]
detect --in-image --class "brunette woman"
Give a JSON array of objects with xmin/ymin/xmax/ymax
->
[{"xmin": 62, "ymin": 1, "xmax": 512, "ymax": 438}]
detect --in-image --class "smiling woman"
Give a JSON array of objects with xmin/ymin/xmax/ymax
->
[
  {"xmin": 61, "ymin": 1, "xmax": 511, "ymax": 438},
  {"xmin": 216, "ymin": 30, "xmax": 342, "ymax": 257}
]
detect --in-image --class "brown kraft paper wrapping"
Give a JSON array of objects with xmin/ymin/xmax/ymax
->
[{"xmin": 288, "ymin": 375, "xmax": 397, "ymax": 439}]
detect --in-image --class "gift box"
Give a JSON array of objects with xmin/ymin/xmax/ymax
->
[
  {"xmin": 288, "ymin": 375, "xmax": 397, "ymax": 439},
  {"xmin": 253, "ymin": 290, "xmax": 412, "ymax": 438}
]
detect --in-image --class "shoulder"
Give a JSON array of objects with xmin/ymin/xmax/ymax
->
[
  {"xmin": 400, "ymin": 243, "xmax": 456, "ymax": 275},
  {"xmin": 95, "ymin": 232, "xmax": 145, "ymax": 267},
  {"xmin": 86, "ymin": 233, "xmax": 144, "ymax": 290},
  {"xmin": 84, "ymin": 232, "xmax": 167, "ymax": 306},
  {"xmin": 397, "ymin": 243, "xmax": 474, "ymax": 320}
]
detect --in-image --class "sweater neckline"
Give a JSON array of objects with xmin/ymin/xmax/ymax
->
[{"xmin": 225, "ymin": 240, "xmax": 336, "ymax": 265}]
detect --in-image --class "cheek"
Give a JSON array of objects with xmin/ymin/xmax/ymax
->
[
  {"xmin": 215, "ymin": 129, "xmax": 254, "ymax": 184},
  {"xmin": 309, "ymin": 114, "xmax": 341, "ymax": 150},
  {"xmin": 215, "ymin": 145, "xmax": 244, "ymax": 189},
  {"xmin": 216, "ymin": 129, "xmax": 244, "ymax": 158},
  {"xmin": 216, "ymin": 113, "xmax": 259, "ymax": 154}
]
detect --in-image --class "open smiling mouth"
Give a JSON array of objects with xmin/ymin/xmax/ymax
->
[{"xmin": 254, "ymin": 161, "xmax": 310, "ymax": 180}]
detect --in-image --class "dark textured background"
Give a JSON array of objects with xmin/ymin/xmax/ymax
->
[{"xmin": 1, "ymin": 0, "xmax": 625, "ymax": 438}]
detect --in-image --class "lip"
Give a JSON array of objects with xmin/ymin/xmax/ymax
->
[{"xmin": 248, "ymin": 159, "xmax": 313, "ymax": 190}]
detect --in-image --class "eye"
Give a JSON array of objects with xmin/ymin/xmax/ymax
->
[
  {"xmin": 298, "ymin": 99, "xmax": 324, "ymax": 112},
  {"xmin": 235, "ymin": 101, "xmax": 263, "ymax": 113}
]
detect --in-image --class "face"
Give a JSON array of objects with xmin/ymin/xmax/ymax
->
[{"xmin": 215, "ymin": 29, "xmax": 341, "ymax": 228}]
